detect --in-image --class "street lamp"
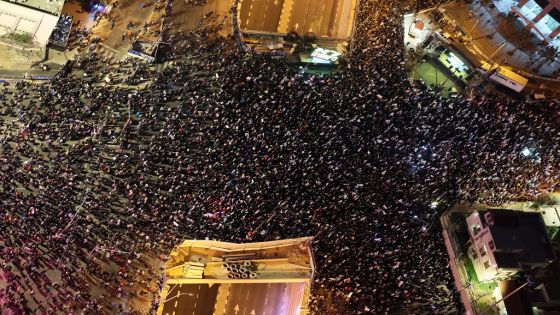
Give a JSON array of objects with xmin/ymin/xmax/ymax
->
[
  {"xmin": 521, "ymin": 147, "xmax": 532, "ymax": 157},
  {"xmin": 162, "ymin": 292, "xmax": 196, "ymax": 304}
]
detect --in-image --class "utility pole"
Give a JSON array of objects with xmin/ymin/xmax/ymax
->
[
  {"xmin": 489, "ymin": 42, "xmax": 505, "ymax": 60},
  {"xmin": 468, "ymin": 19, "xmax": 479, "ymax": 34},
  {"xmin": 435, "ymin": 63, "xmax": 438, "ymax": 86},
  {"xmin": 162, "ymin": 292, "xmax": 195, "ymax": 304}
]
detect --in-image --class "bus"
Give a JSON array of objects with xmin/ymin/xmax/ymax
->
[{"xmin": 480, "ymin": 61, "xmax": 528, "ymax": 93}]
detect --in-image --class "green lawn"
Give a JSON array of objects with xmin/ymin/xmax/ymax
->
[
  {"xmin": 477, "ymin": 294, "xmax": 500, "ymax": 315},
  {"xmin": 463, "ymin": 257, "xmax": 497, "ymax": 292},
  {"xmin": 463, "ymin": 257, "xmax": 479, "ymax": 284},
  {"xmin": 410, "ymin": 61, "xmax": 460, "ymax": 96},
  {"xmin": 476, "ymin": 281, "xmax": 497, "ymax": 293}
]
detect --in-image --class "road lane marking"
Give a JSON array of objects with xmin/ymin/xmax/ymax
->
[{"xmin": 318, "ymin": 1, "xmax": 325, "ymax": 33}]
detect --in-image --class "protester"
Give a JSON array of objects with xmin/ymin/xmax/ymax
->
[{"xmin": 0, "ymin": 0, "xmax": 559, "ymax": 314}]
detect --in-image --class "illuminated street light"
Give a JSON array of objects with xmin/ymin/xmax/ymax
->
[
  {"xmin": 521, "ymin": 147, "xmax": 532, "ymax": 157},
  {"xmin": 520, "ymin": 147, "xmax": 541, "ymax": 163}
]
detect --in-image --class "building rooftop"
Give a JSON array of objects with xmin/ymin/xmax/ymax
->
[
  {"xmin": 538, "ymin": 206, "xmax": 560, "ymax": 226},
  {"xmin": 480, "ymin": 209, "xmax": 554, "ymax": 267},
  {"xmin": 1, "ymin": 0, "xmax": 65, "ymax": 15}
]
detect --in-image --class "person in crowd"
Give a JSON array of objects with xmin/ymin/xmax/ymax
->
[{"xmin": 0, "ymin": 0, "xmax": 558, "ymax": 314}]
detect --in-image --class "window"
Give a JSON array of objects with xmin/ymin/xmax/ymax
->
[
  {"xmin": 546, "ymin": 16, "xmax": 560, "ymax": 32},
  {"xmin": 472, "ymin": 224, "xmax": 481, "ymax": 236},
  {"xmin": 531, "ymin": 3, "xmax": 544, "ymax": 16},
  {"xmin": 479, "ymin": 246, "xmax": 487, "ymax": 257},
  {"xmin": 521, "ymin": 0, "xmax": 544, "ymax": 20},
  {"xmin": 484, "ymin": 261, "xmax": 491, "ymax": 269},
  {"xmin": 488, "ymin": 240, "xmax": 495, "ymax": 250}
]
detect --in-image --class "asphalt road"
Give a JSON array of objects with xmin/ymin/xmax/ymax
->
[
  {"xmin": 224, "ymin": 283, "xmax": 284, "ymax": 315},
  {"xmin": 288, "ymin": 0, "xmax": 354, "ymax": 37},
  {"xmin": 239, "ymin": 0, "xmax": 353, "ymax": 38},
  {"xmin": 160, "ymin": 284, "xmax": 219, "ymax": 315},
  {"xmin": 239, "ymin": 0, "xmax": 284, "ymax": 32},
  {"xmin": 102, "ymin": 1, "xmax": 155, "ymax": 49}
]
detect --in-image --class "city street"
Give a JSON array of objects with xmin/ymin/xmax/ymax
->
[
  {"xmin": 239, "ymin": 0, "xmax": 357, "ymax": 38},
  {"xmin": 167, "ymin": 0, "xmax": 232, "ymax": 36},
  {"xmin": 223, "ymin": 283, "xmax": 306, "ymax": 315},
  {"xmin": 0, "ymin": 0, "xmax": 559, "ymax": 314},
  {"xmin": 160, "ymin": 284, "xmax": 219, "ymax": 315},
  {"xmin": 158, "ymin": 282, "xmax": 306, "ymax": 315},
  {"xmin": 238, "ymin": 0, "xmax": 284, "ymax": 32},
  {"xmin": 91, "ymin": 1, "xmax": 157, "ymax": 60}
]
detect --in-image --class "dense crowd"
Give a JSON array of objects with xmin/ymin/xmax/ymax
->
[
  {"xmin": 184, "ymin": 0, "xmax": 207, "ymax": 5},
  {"xmin": 49, "ymin": 15, "xmax": 73, "ymax": 46},
  {"xmin": 1, "ymin": 0, "xmax": 560, "ymax": 314}
]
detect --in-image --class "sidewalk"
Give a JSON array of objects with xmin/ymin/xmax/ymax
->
[
  {"xmin": 0, "ymin": 43, "xmax": 43, "ymax": 70},
  {"xmin": 0, "ymin": 69, "xmax": 61, "ymax": 81},
  {"xmin": 0, "ymin": 44, "xmax": 68, "ymax": 80}
]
